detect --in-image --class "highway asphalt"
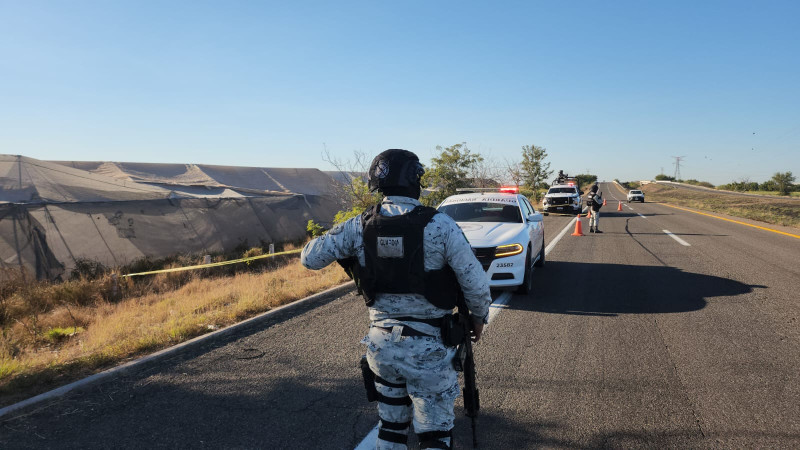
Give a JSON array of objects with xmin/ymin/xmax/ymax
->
[{"xmin": 2, "ymin": 182, "xmax": 798, "ymax": 449}]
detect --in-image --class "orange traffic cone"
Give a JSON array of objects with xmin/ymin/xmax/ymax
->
[
  {"xmin": 617, "ymin": 201, "xmax": 622, "ymax": 211},
  {"xmin": 603, "ymin": 198, "xmax": 607, "ymax": 206},
  {"xmin": 571, "ymin": 214, "xmax": 585, "ymax": 236}
]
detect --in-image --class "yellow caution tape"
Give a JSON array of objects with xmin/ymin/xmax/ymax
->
[{"xmin": 122, "ymin": 248, "xmax": 303, "ymax": 277}]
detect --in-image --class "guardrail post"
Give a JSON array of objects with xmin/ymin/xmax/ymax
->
[
  {"xmin": 111, "ymin": 273, "xmax": 119, "ymax": 300},
  {"xmin": 203, "ymin": 255, "xmax": 211, "ymax": 264}
]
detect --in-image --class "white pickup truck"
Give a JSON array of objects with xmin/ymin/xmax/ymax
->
[
  {"xmin": 627, "ymin": 190, "xmax": 645, "ymax": 202},
  {"xmin": 542, "ymin": 183, "xmax": 582, "ymax": 214}
]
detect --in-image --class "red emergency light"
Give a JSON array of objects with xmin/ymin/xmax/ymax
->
[{"xmin": 499, "ymin": 186, "xmax": 519, "ymax": 193}]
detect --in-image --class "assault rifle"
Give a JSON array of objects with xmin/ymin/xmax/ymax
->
[{"xmin": 453, "ymin": 292, "xmax": 480, "ymax": 448}]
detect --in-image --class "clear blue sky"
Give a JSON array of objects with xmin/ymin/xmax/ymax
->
[{"xmin": 1, "ymin": 0, "xmax": 798, "ymax": 185}]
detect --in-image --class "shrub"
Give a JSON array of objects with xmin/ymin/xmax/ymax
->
[
  {"xmin": 333, "ymin": 207, "xmax": 362, "ymax": 225},
  {"xmin": 616, "ymin": 180, "xmax": 640, "ymax": 190},
  {"xmin": 52, "ymin": 279, "xmax": 105, "ymax": 307},
  {"xmin": 306, "ymin": 220, "xmax": 324, "ymax": 237},
  {"xmin": 70, "ymin": 259, "xmax": 107, "ymax": 281},
  {"xmin": 242, "ymin": 247, "xmax": 264, "ymax": 259}
]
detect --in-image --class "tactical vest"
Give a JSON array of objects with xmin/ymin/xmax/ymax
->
[
  {"xmin": 344, "ymin": 204, "xmax": 459, "ymax": 309},
  {"xmin": 586, "ymin": 192, "xmax": 594, "ymax": 205},
  {"xmin": 587, "ymin": 192, "xmax": 599, "ymax": 210}
]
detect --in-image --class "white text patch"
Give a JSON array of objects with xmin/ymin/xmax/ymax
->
[{"xmin": 377, "ymin": 236, "xmax": 404, "ymax": 258}]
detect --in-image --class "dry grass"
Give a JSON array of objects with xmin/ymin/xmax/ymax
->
[
  {"xmin": 640, "ymin": 184, "xmax": 800, "ymax": 229},
  {"xmin": 732, "ymin": 190, "xmax": 800, "ymax": 198},
  {"xmin": 0, "ymin": 257, "xmax": 349, "ymax": 407}
]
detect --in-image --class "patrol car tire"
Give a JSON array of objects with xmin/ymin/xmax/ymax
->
[
  {"xmin": 534, "ymin": 240, "xmax": 545, "ymax": 268},
  {"xmin": 515, "ymin": 248, "xmax": 533, "ymax": 295}
]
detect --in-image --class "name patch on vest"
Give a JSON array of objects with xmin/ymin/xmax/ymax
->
[{"xmin": 377, "ymin": 236, "xmax": 404, "ymax": 258}]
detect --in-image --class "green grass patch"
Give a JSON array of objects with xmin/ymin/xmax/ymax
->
[{"xmin": 44, "ymin": 327, "xmax": 84, "ymax": 343}]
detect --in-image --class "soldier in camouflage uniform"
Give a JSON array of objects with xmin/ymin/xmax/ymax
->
[{"xmin": 301, "ymin": 149, "xmax": 491, "ymax": 449}]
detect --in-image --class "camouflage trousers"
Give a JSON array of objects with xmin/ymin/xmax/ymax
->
[
  {"xmin": 589, "ymin": 210, "xmax": 600, "ymax": 228},
  {"xmin": 362, "ymin": 325, "xmax": 460, "ymax": 449}
]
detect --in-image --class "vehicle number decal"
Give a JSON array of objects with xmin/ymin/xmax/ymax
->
[
  {"xmin": 496, "ymin": 262, "xmax": 514, "ymax": 268},
  {"xmin": 377, "ymin": 236, "xmax": 404, "ymax": 258}
]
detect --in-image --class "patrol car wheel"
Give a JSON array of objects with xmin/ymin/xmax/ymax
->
[
  {"xmin": 515, "ymin": 248, "xmax": 533, "ymax": 295},
  {"xmin": 534, "ymin": 240, "xmax": 545, "ymax": 268}
]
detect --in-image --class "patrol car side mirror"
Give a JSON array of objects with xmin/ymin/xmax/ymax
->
[{"xmin": 527, "ymin": 213, "xmax": 544, "ymax": 223}]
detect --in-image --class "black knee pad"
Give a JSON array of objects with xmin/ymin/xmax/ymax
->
[{"xmin": 417, "ymin": 429, "xmax": 453, "ymax": 449}]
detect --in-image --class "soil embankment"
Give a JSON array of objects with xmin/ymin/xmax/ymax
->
[{"xmin": 640, "ymin": 183, "xmax": 800, "ymax": 229}]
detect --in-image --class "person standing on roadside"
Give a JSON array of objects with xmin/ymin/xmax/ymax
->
[
  {"xmin": 586, "ymin": 183, "xmax": 604, "ymax": 233},
  {"xmin": 301, "ymin": 149, "xmax": 492, "ymax": 450}
]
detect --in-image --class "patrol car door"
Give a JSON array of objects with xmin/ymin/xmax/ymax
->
[{"xmin": 522, "ymin": 197, "xmax": 544, "ymax": 253}]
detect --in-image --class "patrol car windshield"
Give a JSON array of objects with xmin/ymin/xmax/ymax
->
[
  {"xmin": 438, "ymin": 202, "xmax": 522, "ymax": 223},
  {"xmin": 548, "ymin": 187, "xmax": 577, "ymax": 194},
  {"xmin": 630, "ymin": 190, "xmax": 642, "ymax": 194}
]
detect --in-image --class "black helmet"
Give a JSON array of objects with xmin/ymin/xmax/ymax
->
[
  {"xmin": 367, "ymin": 149, "xmax": 425, "ymax": 198},
  {"xmin": 591, "ymin": 184, "xmax": 599, "ymax": 193}
]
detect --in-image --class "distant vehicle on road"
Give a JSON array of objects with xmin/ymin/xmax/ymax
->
[
  {"xmin": 627, "ymin": 190, "xmax": 645, "ymax": 202},
  {"xmin": 438, "ymin": 187, "xmax": 545, "ymax": 294}
]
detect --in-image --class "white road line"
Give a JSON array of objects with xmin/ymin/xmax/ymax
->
[
  {"xmin": 637, "ymin": 213, "xmax": 647, "ymax": 219},
  {"xmin": 354, "ymin": 426, "xmax": 380, "ymax": 450},
  {"xmin": 487, "ymin": 290, "xmax": 513, "ymax": 323},
  {"xmin": 356, "ymin": 217, "xmax": 577, "ymax": 449},
  {"xmin": 663, "ymin": 229, "xmax": 691, "ymax": 246}
]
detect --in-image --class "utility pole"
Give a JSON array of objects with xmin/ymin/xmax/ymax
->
[{"xmin": 671, "ymin": 156, "xmax": 685, "ymax": 180}]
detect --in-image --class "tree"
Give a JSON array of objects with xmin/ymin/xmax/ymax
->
[
  {"xmin": 421, "ymin": 143, "xmax": 483, "ymax": 206},
  {"xmin": 468, "ymin": 156, "xmax": 502, "ymax": 188},
  {"xmin": 771, "ymin": 171, "xmax": 795, "ymax": 196},
  {"xmin": 575, "ymin": 174, "xmax": 598, "ymax": 189},
  {"xmin": 504, "ymin": 158, "xmax": 524, "ymax": 188},
  {"xmin": 519, "ymin": 145, "xmax": 552, "ymax": 202},
  {"xmin": 655, "ymin": 174, "xmax": 675, "ymax": 181},
  {"xmin": 318, "ymin": 149, "xmax": 382, "ymax": 227}
]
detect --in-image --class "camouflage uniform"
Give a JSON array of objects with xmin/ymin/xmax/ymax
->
[
  {"xmin": 301, "ymin": 196, "xmax": 491, "ymax": 449},
  {"xmin": 588, "ymin": 191, "xmax": 603, "ymax": 231}
]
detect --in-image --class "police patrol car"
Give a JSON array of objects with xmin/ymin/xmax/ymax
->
[{"xmin": 437, "ymin": 187, "xmax": 545, "ymax": 294}]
